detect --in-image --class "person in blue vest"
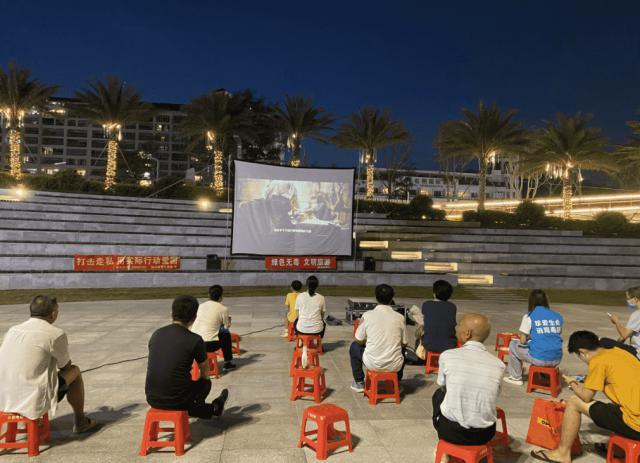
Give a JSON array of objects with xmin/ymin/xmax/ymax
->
[{"xmin": 503, "ymin": 289, "xmax": 563, "ymax": 386}]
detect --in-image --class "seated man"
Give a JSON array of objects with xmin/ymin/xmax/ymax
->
[
  {"xmin": 433, "ymin": 313, "xmax": 504, "ymax": 455},
  {"xmin": 0, "ymin": 295, "xmax": 96, "ymax": 433},
  {"xmin": 422, "ymin": 280, "xmax": 458, "ymax": 353},
  {"xmin": 145, "ymin": 295, "xmax": 228, "ymax": 419},
  {"xmin": 531, "ymin": 330, "xmax": 640, "ymax": 463},
  {"xmin": 349, "ymin": 284, "xmax": 407, "ymax": 392},
  {"xmin": 191, "ymin": 285, "xmax": 236, "ymax": 371}
]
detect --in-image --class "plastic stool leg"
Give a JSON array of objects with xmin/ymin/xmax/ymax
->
[
  {"xmin": 174, "ymin": 416, "xmax": 185, "ymax": 456},
  {"xmin": 26, "ymin": 419, "xmax": 40, "ymax": 457},
  {"xmin": 5, "ymin": 422, "xmax": 18, "ymax": 442}
]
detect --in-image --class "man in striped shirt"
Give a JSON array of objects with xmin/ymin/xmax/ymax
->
[{"xmin": 432, "ymin": 313, "xmax": 505, "ymax": 456}]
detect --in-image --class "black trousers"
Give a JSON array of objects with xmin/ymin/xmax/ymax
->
[
  {"xmin": 204, "ymin": 330, "xmax": 233, "ymax": 362},
  {"xmin": 149, "ymin": 378, "xmax": 215, "ymax": 419},
  {"xmin": 294, "ymin": 319, "xmax": 326, "ymax": 338},
  {"xmin": 432, "ymin": 387, "xmax": 496, "ymax": 445}
]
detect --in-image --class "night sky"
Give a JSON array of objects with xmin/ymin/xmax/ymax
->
[{"xmin": 1, "ymin": 1, "xmax": 639, "ymax": 169}]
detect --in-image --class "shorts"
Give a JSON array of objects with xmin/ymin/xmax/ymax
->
[
  {"xmin": 57, "ymin": 374, "xmax": 69, "ymax": 402},
  {"xmin": 589, "ymin": 401, "xmax": 640, "ymax": 440}
]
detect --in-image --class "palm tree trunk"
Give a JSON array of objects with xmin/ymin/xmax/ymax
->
[
  {"xmin": 562, "ymin": 176, "xmax": 572, "ymax": 219},
  {"xmin": 104, "ymin": 139, "xmax": 118, "ymax": 190},
  {"xmin": 365, "ymin": 150, "xmax": 375, "ymax": 199},
  {"xmin": 9, "ymin": 129, "xmax": 23, "ymax": 180},
  {"xmin": 290, "ymin": 142, "xmax": 301, "ymax": 167},
  {"xmin": 213, "ymin": 148, "xmax": 224, "ymax": 194},
  {"xmin": 477, "ymin": 158, "xmax": 488, "ymax": 211}
]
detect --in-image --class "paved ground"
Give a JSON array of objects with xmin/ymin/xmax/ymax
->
[{"xmin": 0, "ymin": 295, "xmax": 630, "ymax": 462}]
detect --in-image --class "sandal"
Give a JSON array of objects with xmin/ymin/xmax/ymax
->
[
  {"xmin": 530, "ymin": 450, "xmax": 563, "ymax": 463},
  {"xmin": 73, "ymin": 416, "xmax": 98, "ymax": 434}
]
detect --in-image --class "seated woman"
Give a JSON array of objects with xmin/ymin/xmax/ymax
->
[
  {"xmin": 294, "ymin": 276, "xmax": 326, "ymax": 368},
  {"xmin": 503, "ymin": 289, "xmax": 564, "ymax": 386}
]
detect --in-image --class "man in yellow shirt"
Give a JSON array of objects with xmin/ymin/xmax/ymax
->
[
  {"xmin": 531, "ymin": 330, "xmax": 640, "ymax": 463},
  {"xmin": 281, "ymin": 280, "xmax": 302, "ymax": 337}
]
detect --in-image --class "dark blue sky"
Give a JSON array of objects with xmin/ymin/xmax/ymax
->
[{"xmin": 1, "ymin": 1, "xmax": 639, "ymax": 168}]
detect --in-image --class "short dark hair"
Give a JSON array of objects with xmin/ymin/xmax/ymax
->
[
  {"xmin": 375, "ymin": 284, "xmax": 395, "ymax": 305},
  {"xmin": 172, "ymin": 295, "xmax": 199, "ymax": 324},
  {"xmin": 30, "ymin": 295, "xmax": 58, "ymax": 318},
  {"xmin": 433, "ymin": 280, "xmax": 453, "ymax": 301},
  {"xmin": 568, "ymin": 330, "xmax": 600, "ymax": 354},
  {"xmin": 291, "ymin": 280, "xmax": 302, "ymax": 291},
  {"xmin": 307, "ymin": 275, "xmax": 319, "ymax": 296},
  {"xmin": 208, "ymin": 285, "xmax": 223, "ymax": 301},
  {"xmin": 528, "ymin": 289, "xmax": 550, "ymax": 312},
  {"xmin": 627, "ymin": 286, "xmax": 640, "ymax": 299}
]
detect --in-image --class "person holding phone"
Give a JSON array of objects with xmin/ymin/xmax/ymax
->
[{"xmin": 607, "ymin": 286, "xmax": 640, "ymax": 359}]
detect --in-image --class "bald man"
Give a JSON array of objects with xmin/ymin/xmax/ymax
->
[{"xmin": 432, "ymin": 313, "xmax": 505, "ymax": 450}]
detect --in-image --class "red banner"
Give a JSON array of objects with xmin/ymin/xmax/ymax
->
[
  {"xmin": 74, "ymin": 255, "xmax": 180, "ymax": 272},
  {"xmin": 265, "ymin": 256, "xmax": 336, "ymax": 271}
]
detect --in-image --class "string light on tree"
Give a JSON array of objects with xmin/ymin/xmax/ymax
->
[
  {"xmin": 288, "ymin": 133, "xmax": 301, "ymax": 167},
  {"xmin": 206, "ymin": 131, "xmax": 225, "ymax": 194},
  {"xmin": 1, "ymin": 108, "xmax": 26, "ymax": 180},
  {"xmin": 101, "ymin": 122, "xmax": 122, "ymax": 191}
]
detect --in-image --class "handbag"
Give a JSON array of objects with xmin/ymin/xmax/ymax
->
[{"xmin": 526, "ymin": 398, "xmax": 582, "ymax": 456}]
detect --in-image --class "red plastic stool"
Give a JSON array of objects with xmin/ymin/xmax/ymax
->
[
  {"xmin": 290, "ymin": 348, "xmax": 320, "ymax": 376},
  {"xmin": 290, "ymin": 366, "xmax": 326, "ymax": 403},
  {"xmin": 298, "ymin": 404, "xmax": 353, "ymax": 460},
  {"xmin": 139, "ymin": 408, "xmax": 191, "ymax": 456},
  {"xmin": 364, "ymin": 370, "xmax": 400, "ymax": 405},
  {"xmin": 527, "ymin": 365, "xmax": 561, "ymax": 397},
  {"xmin": 0, "ymin": 412, "xmax": 50, "ymax": 457},
  {"xmin": 191, "ymin": 352, "xmax": 220, "ymax": 381},
  {"xmin": 495, "ymin": 332, "xmax": 519, "ymax": 351},
  {"xmin": 489, "ymin": 407, "xmax": 509, "ymax": 448},
  {"xmin": 497, "ymin": 347, "xmax": 509, "ymax": 363},
  {"xmin": 287, "ymin": 322, "xmax": 296, "ymax": 342},
  {"xmin": 607, "ymin": 433, "xmax": 640, "ymax": 463},
  {"xmin": 425, "ymin": 351, "xmax": 441, "ymax": 375},
  {"xmin": 230, "ymin": 332, "xmax": 241, "ymax": 355},
  {"xmin": 296, "ymin": 334, "xmax": 323, "ymax": 355},
  {"xmin": 353, "ymin": 319, "xmax": 360, "ymax": 336},
  {"xmin": 435, "ymin": 440, "xmax": 494, "ymax": 463}
]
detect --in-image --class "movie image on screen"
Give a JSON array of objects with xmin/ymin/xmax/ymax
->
[{"xmin": 232, "ymin": 161, "xmax": 354, "ymax": 256}]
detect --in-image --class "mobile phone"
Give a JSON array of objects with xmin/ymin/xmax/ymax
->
[
  {"xmin": 606, "ymin": 312, "xmax": 612, "ymax": 317},
  {"xmin": 575, "ymin": 375, "xmax": 585, "ymax": 383}
]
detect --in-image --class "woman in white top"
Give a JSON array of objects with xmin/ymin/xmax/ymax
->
[{"xmin": 294, "ymin": 276, "xmax": 326, "ymax": 338}]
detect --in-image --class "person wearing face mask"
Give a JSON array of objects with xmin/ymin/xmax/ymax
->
[
  {"xmin": 530, "ymin": 330, "xmax": 640, "ymax": 463},
  {"xmin": 608, "ymin": 286, "xmax": 640, "ymax": 359}
]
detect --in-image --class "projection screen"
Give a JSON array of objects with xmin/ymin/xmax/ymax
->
[{"xmin": 232, "ymin": 160, "xmax": 354, "ymax": 256}]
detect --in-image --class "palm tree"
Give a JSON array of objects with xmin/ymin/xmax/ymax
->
[
  {"xmin": 73, "ymin": 77, "xmax": 151, "ymax": 190},
  {"xmin": 531, "ymin": 113, "xmax": 615, "ymax": 218},
  {"xmin": 333, "ymin": 107, "xmax": 410, "ymax": 199},
  {"xmin": 272, "ymin": 95, "xmax": 334, "ymax": 167},
  {"xmin": 435, "ymin": 102, "xmax": 528, "ymax": 211},
  {"xmin": 0, "ymin": 63, "xmax": 59, "ymax": 180},
  {"xmin": 616, "ymin": 120, "xmax": 640, "ymax": 188},
  {"xmin": 181, "ymin": 90, "xmax": 254, "ymax": 194}
]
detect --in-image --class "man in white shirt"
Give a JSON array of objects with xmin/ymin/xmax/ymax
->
[
  {"xmin": 0, "ymin": 295, "xmax": 96, "ymax": 433},
  {"xmin": 191, "ymin": 285, "xmax": 236, "ymax": 371},
  {"xmin": 349, "ymin": 284, "xmax": 407, "ymax": 392},
  {"xmin": 433, "ymin": 313, "xmax": 504, "ymax": 453}
]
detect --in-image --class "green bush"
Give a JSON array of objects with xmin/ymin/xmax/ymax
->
[
  {"xmin": 513, "ymin": 201, "xmax": 547, "ymax": 227},
  {"xmin": 462, "ymin": 210, "xmax": 513, "ymax": 226},
  {"xmin": 590, "ymin": 212, "xmax": 629, "ymax": 236}
]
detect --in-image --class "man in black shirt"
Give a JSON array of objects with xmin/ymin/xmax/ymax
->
[
  {"xmin": 145, "ymin": 295, "xmax": 228, "ymax": 419},
  {"xmin": 422, "ymin": 280, "xmax": 457, "ymax": 353}
]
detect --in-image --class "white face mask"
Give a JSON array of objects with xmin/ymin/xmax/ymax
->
[{"xmin": 627, "ymin": 298, "xmax": 638, "ymax": 309}]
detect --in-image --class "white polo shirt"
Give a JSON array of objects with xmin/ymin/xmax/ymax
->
[
  {"xmin": 0, "ymin": 318, "xmax": 71, "ymax": 420},
  {"xmin": 191, "ymin": 300, "xmax": 230, "ymax": 342},
  {"xmin": 437, "ymin": 341, "xmax": 505, "ymax": 429},
  {"xmin": 295, "ymin": 292, "xmax": 326, "ymax": 334},
  {"xmin": 355, "ymin": 305, "xmax": 406, "ymax": 372}
]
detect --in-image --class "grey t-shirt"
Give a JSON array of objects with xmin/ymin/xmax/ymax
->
[{"xmin": 626, "ymin": 309, "xmax": 640, "ymax": 358}]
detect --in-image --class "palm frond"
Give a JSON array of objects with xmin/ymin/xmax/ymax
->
[
  {"xmin": 332, "ymin": 107, "xmax": 410, "ymax": 152},
  {"xmin": 0, "ymin": 63, "xmax": 59, "ymax": 125}
]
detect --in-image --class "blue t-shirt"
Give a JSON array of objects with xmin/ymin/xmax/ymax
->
[{"xmin": 527, "ymin": 306, "xmax": 563, "ymax": 362}]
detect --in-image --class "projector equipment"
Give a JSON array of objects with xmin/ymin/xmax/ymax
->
[
  {"xmin": 206, "ymin": 254, "xmax": 221, "ymax": 271},
  {"xmin": 364, "ymin": 257, "xmax": 376, "ymax": 271},
  {"xmin": 345, "ymin": 298, "xmax": 406, "ymax": 322}
]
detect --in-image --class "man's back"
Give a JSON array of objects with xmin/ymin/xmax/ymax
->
[
  {"xmin": 357, "ymin": 305, "xmax": 406, "ymax": 372},
  {"xmin": 191, "ymin": 301, "xmax": 228, "ymax": 342},
  {"xmin": 0, "ymin": 318, "xmax": 70, "ymax": 419},
  {"xmin": 145, "ymin": 324, "xmax": 206, "ymax": 410},
  {"xmin": 422, "ymin": 300, "xmax": 457, "ymax": 352},
  {"xmin": 437, "ymin": 341, "xmax": 505, "ymax": 429}
]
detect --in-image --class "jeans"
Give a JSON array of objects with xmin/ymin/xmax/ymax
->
[
  {"xmin": 205, "ymin": 330, "xmax": 233, "ymax": 362},
  {"xmin": 432, "ymin": 387, "xmax": 496, "ymax": 445},
  {"xmin": 349, "ymin": 341, "xmax": 405, "ymax": 383},
  {"xmin": 507, "ymin": 339, "xmax": 560, "ymax": 379}
]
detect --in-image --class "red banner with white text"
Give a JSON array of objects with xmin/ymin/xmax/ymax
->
[
  {"xmin": 74, "ymin": 255, "xmax": 180, "ymax": 271},
  {"xmin": 265, "ymin": 256, "xmax": 336, "ymax": 271}
]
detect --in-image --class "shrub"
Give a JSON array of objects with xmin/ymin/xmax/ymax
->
[
  {"xmin": 590, "ymin": 212, "xmax": 629, "ymax": 236},
  {"xmin": 513, "ymin": 201, "xmax": 547, "ymax": 227},
  {"xmin": 462, "ymin": 210, "xmax": 513, "ymax": 226}
]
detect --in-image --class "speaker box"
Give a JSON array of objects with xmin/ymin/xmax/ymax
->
[
  {"xmin": 364, "ymin": 257, "xmax": 376, "ymax": 271},
  {"xmin": 206, "ymin": 254, "xmax": 221, "ymax": 271}
]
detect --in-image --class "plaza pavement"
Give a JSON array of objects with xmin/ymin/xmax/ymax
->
[{"xmin": 0, "ymin": 295, "xmax": 628, "ymax": 462}]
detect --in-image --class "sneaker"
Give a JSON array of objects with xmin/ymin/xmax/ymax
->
[
  {"xmin": 300, "ymin": 345, "xmax": 309, "ymax": 369},
  {"xmin": 212, "ymin": 388, "xmax": 229, "ymax": 417},
  {"xmin": 350, "ymin": 380, "xmax": 365, "ymax": 393},
  {"xmin": 279, "ymin": 330, "xmax": 289, "ymax": 338},
  {"xmin": 503, "ymin": 376, "xmax": 523, "ymax": 386},
  {"xmin": 73, "ymin": 416, "xmax": 99, "ymax": 434},
  {"xmin": 224, "ymin": 362, "xmax": 237, "ymax": 371}
]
